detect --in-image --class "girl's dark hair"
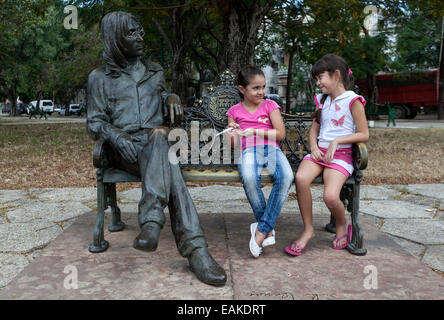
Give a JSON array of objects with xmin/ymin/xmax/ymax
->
[
  {"xmin": 310, "ymin": 54, "xmax": 354, "ymax": 124},
  {"xmin": 236, "ymin": 65, "xmax": 265, "ymax": 100}
]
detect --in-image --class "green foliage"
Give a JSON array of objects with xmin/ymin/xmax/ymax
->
[
  {"xmin": 0, "ymin": 0, "xmax": 103, "ymax": 113},
  {"xmin": 259, "ymin": 0, "xmax": 401, "ymax": 104},
  {"xmin": 2, "ymin": 0, "xmax": 442, "ymax": 113},
  {"xmin": 389, "ymin": 6, "xmax": 442, "ymax": 71}
]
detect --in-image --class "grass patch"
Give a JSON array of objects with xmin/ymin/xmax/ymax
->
[
  {"xmin": 364, "ymin": 128, "xmax": 444, "ymax": 185},
  {"xmin": 0, "ymin": 123, "xmax": 96, "ymax": 190}
]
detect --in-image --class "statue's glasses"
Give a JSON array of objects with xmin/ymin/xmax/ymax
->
[{"xmin": 125, "ymin": 28, "xmax": 145, "ymax": 40}]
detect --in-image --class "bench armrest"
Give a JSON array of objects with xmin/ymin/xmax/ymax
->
[
  {"xmin": 282, "ymin": 112, "xmax": 311, "ymax": 121},
  {"xmin": 353, "ymin": 142, "xmax": 368, "ymax": 171},
  {"xmin": 93, "ymin": 140, "xmax": 108, "ymax": 169}
]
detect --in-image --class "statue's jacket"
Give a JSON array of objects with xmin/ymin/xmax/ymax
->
[{"xmin": 87, "ymin": 58, "xmax": 175, "ymax": 145}]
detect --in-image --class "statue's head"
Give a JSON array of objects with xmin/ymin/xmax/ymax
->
[{"xmin": 101, "ymin": 11, "xmax": 145, "ymax": 74}]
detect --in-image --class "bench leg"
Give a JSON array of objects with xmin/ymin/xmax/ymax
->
[
  {"xmin": 346, "ymin": 181, "xmax": 367, "ymax": 256},
  {"xmin": 107, "ymin": 183, "xmax": 125, "ymax": 232},
  {"xmin": 89, "ymin": 169, "xmax": 109, "ymax": 253},
  {"xmin": 325, "ymin": 215, "xmax": 336, "ymax": 234},
  {"xmin": 325, "ymin": 182, "xmax": 367, "ymax": 255}
]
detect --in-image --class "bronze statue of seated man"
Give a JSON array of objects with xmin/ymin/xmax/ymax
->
[{"xmin": 86, "ymin": 11, "xmax": 226, "ymax": 286}]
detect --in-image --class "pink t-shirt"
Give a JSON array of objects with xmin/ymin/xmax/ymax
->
[{"xmin": 226, "ymin": 99, "xmax": 281, "ymax": 150}]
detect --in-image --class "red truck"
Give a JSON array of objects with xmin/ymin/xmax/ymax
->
[{"xmin": 356, "ymin": 69, "xmax": 439, "ymax": 119}]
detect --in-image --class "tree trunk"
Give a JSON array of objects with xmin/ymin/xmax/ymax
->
[
  {"xmin": 171, "ymin": 49, "xmax": 188, "ymax": 104},
  {"xmin": 152, "ymin": 2, "xmax": 203, "ymax": 105},
  {"xmin": 63, "ymin": 96, "xmax": 71, "ymax": 116},
  {"xmin": 366, "ymin": 72, "xmax": 378, "ymax": 104},
  {"xmin": 8, "ymin": 84, "xmax": 18, "ymax": 117},
  {"xmin": 361, "ymin": 27, "xmax": 378, "ymax": 109},
  {"xmin": 438, "ymin": 17, "xmax": 444, "ymax": 120},
  {"xmin": 215, "ymin": 1, "xmax": 271, "ymax": 76},
  {"xmin": 438, "ymin": 60, "xmax": 443, "ymax": 120},
  {"xmin": 285, "ymin": 50, "xmax": 295, "ymax": 113},
  {"xmin": 0, "ymin": 79, "xmax": 17, "ymax": 116},
  {"xmin": 220, "ymin": 10, "xmax": 255, "ymax": 74},
  {"xmin": 36, "ymin": 90, "xmax": 43, "ymax": 114}
]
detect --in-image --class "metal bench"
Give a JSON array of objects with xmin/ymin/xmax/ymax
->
[{"xmin": 89, "ymin": 70, "xmax": 369, "ymax": 256}]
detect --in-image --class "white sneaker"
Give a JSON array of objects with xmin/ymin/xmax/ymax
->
[
  {"xmin": 249, "ymin": 223, "xmax": 262, "ymax": 258},
  {"xmin": 262, "ymin": 230, "xmax": 276, "ymax": 247}
]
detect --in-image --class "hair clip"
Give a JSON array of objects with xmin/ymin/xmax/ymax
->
[{"xmin": 348, "ymin": 68, "xmax": 353, "ymax": 75}]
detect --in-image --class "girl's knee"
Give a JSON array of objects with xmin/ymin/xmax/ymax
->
[
  {"xmin": 240, "ymin": 170, "xmax": 259, "ymax": 189},
  {"xmin": 323, "ymin": 192, "xmax": 340, "ymax": 208},
  {"xmin": 295, "ymin": 171, "xmax": 311, "ymax": 187},
  {"xmin": 278, "ymin": 168, "xmax": 294, "ymax": 188}
]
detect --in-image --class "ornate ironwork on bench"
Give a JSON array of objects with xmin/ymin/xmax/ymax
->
[{"xmin": 90, "ymin": 69, "xmax": 369, "ymax": 256}]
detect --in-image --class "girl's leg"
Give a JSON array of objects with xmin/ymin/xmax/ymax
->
[
  {"xmin": 290, "ymin": 159, "xmax": 323, "ymax": 252},
  {"xmin": 238, "ymin": 147, "xmax": 266, "ymax": 224},
  {"xmin": 256, "ymin": 146, "xmax": 294, "ymax": 245},
  {"xmin": 322, "ymin": 168, "xmax": 348, "ymax": 248}
]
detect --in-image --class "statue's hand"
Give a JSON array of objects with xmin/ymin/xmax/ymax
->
[
  {"xmin": 166, "ymin": 94, "xmax": 184, "ymax": 124},
  {"xmin": 115, "ymin": 135, "xmax": 138, "ymax": 164}
]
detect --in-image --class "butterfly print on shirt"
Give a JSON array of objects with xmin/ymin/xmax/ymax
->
[
  {"xmin": 258, "ymin": 116, "xmax": 269, "ymax": 124},
  {"xmin": 331, "ymin": 115, "xmax": 345, "ymax": 127}
]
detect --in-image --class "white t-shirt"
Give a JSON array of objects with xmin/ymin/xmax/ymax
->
[{"xmin": 314, "ymin": 91, "xmax": 366, "ymax": 148}]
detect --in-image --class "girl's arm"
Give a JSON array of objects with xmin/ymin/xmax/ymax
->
[
  {"xmin": 309, "ymin": 118, "xmax": 323, "ymax": 161},
  {"xmin": 324, "ymin": 100, "xmax": 369, "ymax": 163},
  {"xmin": 238, "ymin": 109, "xmax": 286, "ymax": 141}
]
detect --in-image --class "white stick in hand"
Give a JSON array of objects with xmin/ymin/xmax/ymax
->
[{"xmin": 215, "ymin": 127, "xmax": 234, "ymax": 137}]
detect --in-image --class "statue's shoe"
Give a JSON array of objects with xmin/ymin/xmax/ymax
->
[
  {"xmin": 188, "ymin": 248, "xmax": 227, "ymax": 286},
  {"xmin": 133, "ymin": 222, "xmax": 161, "ymax": 251}
]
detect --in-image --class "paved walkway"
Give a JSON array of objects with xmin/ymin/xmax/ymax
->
[
  {"xmin": 0, "ymin": 184, "xmax": 443, "ymax": 299},
  {"xmin": 0, "ymin": 114, "xmax": 85, "ymax": 126},
  {"xmin": 371, "ymin": 119, "xmax": 444, "ymax": 129}
]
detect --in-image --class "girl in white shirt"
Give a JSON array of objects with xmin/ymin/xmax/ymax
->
[{"xmin": 285, "ymin": 54, "xmax": 369, "ymax": 256}]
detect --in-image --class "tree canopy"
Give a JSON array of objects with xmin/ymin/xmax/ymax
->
[{"xmin": 0, "ymin": 0, "xmax": 442, "ymax": 115}]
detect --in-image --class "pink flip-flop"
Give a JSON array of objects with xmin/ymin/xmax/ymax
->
[
  {"xmin": 332, "ymin": 224, "xmax": 352, "ymax": 250},
  {"xmin": 285, "ymin": 241, "xmax": 306, "ymax": 256}
]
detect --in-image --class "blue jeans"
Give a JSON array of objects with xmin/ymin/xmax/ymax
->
[{"xmin": 238, "ymin": 145, "xmax": 294, "ymax": 235}]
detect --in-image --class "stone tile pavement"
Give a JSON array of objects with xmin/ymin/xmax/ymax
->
[{"xmin": 0, "ymin": 184, "xmax": 443, "ymax": 299}]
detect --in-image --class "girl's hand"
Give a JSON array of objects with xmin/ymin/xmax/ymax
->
[
  {"xmin": 228, "ymin": 122, "xmax": 240, "ymax": 130},
  {"xmin": 237, "ymin": 128, "xmax": 256, "ymax": 137},
  {"xmin": 226, "ymin": 122, "xmax": 240, "ymax": 136},
  {"xmin": 324, "ymin": 140, "xmax": 338, "ymax": 164},
  {"xmin": 310, "ymin": 146, "xmax": 324, "ymax": 162}
]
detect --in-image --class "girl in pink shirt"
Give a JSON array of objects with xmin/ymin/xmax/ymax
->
[
  {"xmin": 226, "ymin": 65, "xmax": 294, "ymax": 258},
  {"xmin": 285, "ymin": 54, "xmax": 369, "ymax": 256}
]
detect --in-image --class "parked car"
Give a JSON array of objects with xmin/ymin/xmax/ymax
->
[
  {"xmin": 54, "ymin": 105, "xmax": 62, "ymax": 114},
  {"xmin": 59, "ymin": 103, "xmax": 83, "ymax": 116},
  {"xmin": 18, "ymin": 103, "xmax": 28, "ymax": 115},
  {"xmin": 58, "ymin": 106, "xmax": 67, "ymax": 116},
  {"xmin": 29, "ymin": 100, "xmax": 54, "ymax": 115},
  {"xmin": 69, "ymin": 104, "xmax": 81, "ymax": 115}
]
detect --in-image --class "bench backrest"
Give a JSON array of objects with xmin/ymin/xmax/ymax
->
[{"xmin": 174, "ymin": 70, "xmax": 313, "ymax": 169}]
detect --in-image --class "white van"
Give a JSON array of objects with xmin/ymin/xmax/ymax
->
[{"xmin": 29, "ymin": 100, "xmax": 54, "ymax": 114}]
